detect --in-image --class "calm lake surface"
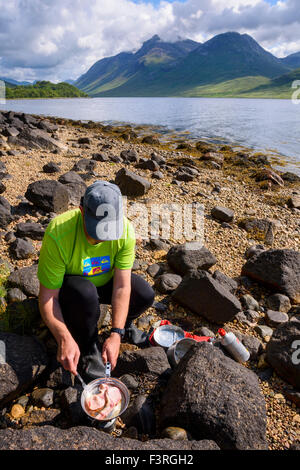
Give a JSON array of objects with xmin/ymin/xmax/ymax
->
[{"xmin": 2, "ymin": 97, "xmax": 300, "ymax": 174}]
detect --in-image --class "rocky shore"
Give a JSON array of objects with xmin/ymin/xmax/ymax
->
[{"xmin": 0, "ymin": 110, "xmax": 299, "ymax": 450}]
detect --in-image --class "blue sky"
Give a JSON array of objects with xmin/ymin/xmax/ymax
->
[{"xmin": 0, "ymin": 0, "xmax": 297, "ymax": 82}]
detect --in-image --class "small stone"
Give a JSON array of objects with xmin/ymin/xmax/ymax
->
[
  {"xmin": 154, "ymin": 273, "xmax": 182, "ymax": 294},
  {"xmin": 20, "ymin": 409, "xmax": 60, "ymax": 426},
  {"xmin": 152, "ymin": 171, "xmax": 164, "ymax": 179},
  {"xmin": 211, "ymin": 206, "xmax": 234, "ymax": 223},
  {"xmin": 161, "ymin": 427, "xmax": 188, "ymax": 440},
  {"xmin": 120, "ymin": 374, "xmax": 139, "ymax": 390},
  {"xmin": 257, "ymin": 353, "xmax": 268, "ymax": 369},
  {"xmin": 10, "ymin": 404, "xmax": 25, "ymax": 419},
  {"xmin": 146, "ymin": 263, "xmax": 162, "ymax": 278},
  {"xmin": 197, "ymin": 327, "xmax": 215, "ymax": 337},
  {"xmin": 137, "ymin": 315, "xmax": 153, "ymax": 329},
  {"xmin": 31, "ymin": 388, "xmax": 54, "ymax": 408},
  {"xmin": 7, "ymin": 288, "xmax": 27, "ymax": 303},
  {"xmin": 241, "ymin": 294, "xmax": 260, "ymax": 311},
  {"xmin": 4, "ymin": 232, "xmax": 16, "ymax": 244},
  {"xmin": 266, "ymin": 310, "xmax": 289, "ymax": 328},
  {"xmin": 152, "ymin": 301, "xmax": 167, "ymax": 312},
  {"xmin": 255, "ymin": 325, "xmax": 273, "ymax": 339},
  {"xmin": 42, "ymin": 161, "xmax": 60, "ymax": 174},
  {"xmin": 16, "ymin": 396, "xmax": 29, "ymax": 408},
  {"xmin": 10, "ymin": 238, "xmax": 35, "ymax": 260},
  {"xmin": 285, "ymin": 390, "xmax": 300, "ymax": 408},
  {"xmin": 266, "ymin": 294, "xmax": 291, "ymax": 313},
  {"xmin": 245, "ymin": 245, "xmax": 265, "ymax": 259}
]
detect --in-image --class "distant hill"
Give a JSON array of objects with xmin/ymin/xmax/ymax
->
[
  {"xmin": 6, "ymin": 81, "xmax": 88, "ymax": 99},
  {"xmin": 280, "ymin": 51, "xmax": 300, "ymax": 69},
  {"xmin": 0, "ymin": 77, "xmax": 32, "ymax": 87},
  {"xmin": 180, "ymin": 68, "xmax": 300, "ymax": 99},
  {"xmin": 75, "ymin": 32, "xmax": 294, "ymax": 97}
]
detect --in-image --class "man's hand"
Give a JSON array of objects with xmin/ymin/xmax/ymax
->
[
  {"xmin": 102, "ymin": 333, "xmax": 121, "ymax": 370},
  {"xmin": 57, "ymin": 334, "xmax": 80, "ymax": 376}
]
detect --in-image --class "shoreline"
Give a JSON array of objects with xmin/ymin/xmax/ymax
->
[{"xmin": 1, "ymin": 100, "xmax": 299, "ymax": 176}]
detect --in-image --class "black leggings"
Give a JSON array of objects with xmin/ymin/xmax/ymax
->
[{"xmin": 59, "ymin": 273, "xmax": 155, "ymax": 352}]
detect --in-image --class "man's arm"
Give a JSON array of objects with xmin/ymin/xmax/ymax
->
[
  {"xmin": 38, "ymin": 283, "xmax": 80, "ymax": 375},
  {"xmin": 102, "ymin": 268, "xmax": 131, "ymax": 369}
]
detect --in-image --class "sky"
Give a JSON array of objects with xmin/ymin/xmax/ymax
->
[{"xmin": 0, "ymin": 0, "xmax": 299, "ymax": 83}]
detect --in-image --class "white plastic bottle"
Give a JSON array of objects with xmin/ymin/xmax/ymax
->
[{"xmin": 218, "ymin": 329, "xmax": 250, "ymax": 363}]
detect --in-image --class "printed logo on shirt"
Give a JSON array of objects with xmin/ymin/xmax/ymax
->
[{"xmin": 82, "ymin": 256, "xmax": 111, "ymax": 277}]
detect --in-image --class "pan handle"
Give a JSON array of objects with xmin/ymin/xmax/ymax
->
[{"xmin": 105, "ymin": 362, "xmax": 111, "ymax": 378}]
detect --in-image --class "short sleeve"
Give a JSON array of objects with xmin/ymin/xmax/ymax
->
[
  {"xmin": 38, "ymin": 233, "xmax": 66, "ymax": 290},
  {"xmin": 114, "ymin": 221, "xmax": 136, "ymax": 270}
]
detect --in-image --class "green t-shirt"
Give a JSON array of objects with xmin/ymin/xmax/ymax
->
[{"xmin": 38, "ymin": 208, "xmax": 136, "ymax": 290}]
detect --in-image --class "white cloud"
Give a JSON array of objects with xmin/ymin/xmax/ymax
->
[{"xmin": 0, "ymin": 0, "xmax": 299, "ymax": 82}]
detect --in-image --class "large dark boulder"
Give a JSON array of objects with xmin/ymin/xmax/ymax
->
[
  {"xmin": 241, "ymin": 249, "xmax": 300, "ymax": 303},
  {"xmin": 0, "ymin": 426, "xmax": 219, "ymax": 450},
  {"xmin": 42, "ymin": 161, "xmax": 60, "ymax": 174},
  {"xmin": 172, "ymin": 270, "xmax": 242, "ymax": 324},
  {"xmin": 25, "ymin": 180, "xmax": 70, "ymax": 213},
  {"xmin": 115, "ymin": 167, "xmax": 151, "ymax": 197},
  {"xmin": 0, "ymin": 332, "xmax": 48, "ymax": 405},
  {"xmin": 58, "ymin": 171, "xmax": 85, "ymax": 185},
  {"xmin": 16, "ymin": 222, "xmax": 45, "ymax": 241},
  {"xmin": 8, "ymin": 265, "xmax": 39, "ymax": 297},
  {"xmin": 62, "ymin": 181, "xmax": 87, "ymax": 206},
  {"xmin": 72, "ymin": 158, "xmax": 96, "ymax": 172},
  {"xmin": 167, "ymin": 242, "xmax": 217, "ymax": 276},
  {"xmin": 266, "ymin": 321, "xmax": 300, "ymax": 389},
  {"xmin": 10, "ymin": 238, "xmax": 35, "ymax": 260},
  {"xmin": 0, "ymin": 205, "xmax": 12, "ymax": 229},
  {"xmin": 113, "ymin": 347, "xmax": 170, "ymax": 377},
  {"xmin": 14, "ymin": 128, "xmax": 68, "ymax": 151},
  {"xmin": 120, "ymin": 149, "xmax": 139, "ymax": 163},
  {"xmin": 160, "ymin": 343, "xmax": 267, "ymax": 450}
]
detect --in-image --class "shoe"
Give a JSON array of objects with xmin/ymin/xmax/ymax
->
[
  {"xmin": 124, "ymin": 323, "xmax": 151, "ymax": 347},
  {"xmin": 78, "ymin": 340, "xmax": 106, "ymax": 384}
]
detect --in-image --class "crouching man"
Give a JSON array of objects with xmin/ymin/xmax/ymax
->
[{"xmin": 38, "ymin": 180, "xmax": 154, "ymax": 382}]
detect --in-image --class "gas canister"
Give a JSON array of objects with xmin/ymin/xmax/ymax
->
[{"xmin": 218, "ymin": 329, "xmax": 250, "ymax": 363}]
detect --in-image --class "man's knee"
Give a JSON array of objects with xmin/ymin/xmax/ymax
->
[
  {"xmin": 131, "ymin": 274, "xmax": 155, "ymax": 310},
  {"xmin": 60, "ymin": 276, "xmax": 98, "ymax": 305}
]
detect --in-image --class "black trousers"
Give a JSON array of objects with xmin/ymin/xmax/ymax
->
[{"xmin": 59, "ymin": 273, "xmax": 155, "ymax": 353}]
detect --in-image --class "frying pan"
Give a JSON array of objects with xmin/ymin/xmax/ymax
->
[{"xmin": 80, "ymin": 362, "xmax": 130, "ymax": 422}]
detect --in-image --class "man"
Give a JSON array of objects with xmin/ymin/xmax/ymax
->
[{"xmin": 38, "ymin": 180, "xmax": 155, "ymax": 382}]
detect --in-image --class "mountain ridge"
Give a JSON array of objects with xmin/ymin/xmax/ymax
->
[{"xmin": 75, "ymin": 32, "xmax": 299, "ymax": 97}]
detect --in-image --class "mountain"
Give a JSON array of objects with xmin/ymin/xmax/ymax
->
[
  {"xmin": 6, "ymin": 81, "xmax": 88, "ymax": 99},
  {"xmin": 75, "ymin": 35, "xmax": 200, "ymax": 95},
  {"xmin": 76, "ymin": 32, "xmax": 291, "ymax": 97},
  {"xmin": 0, "ymin": 77, "xmax": 32, "ymax": 86},
  {"xmin": 280, "ymin": 51, "xmax": 300, "ymax": 69}
]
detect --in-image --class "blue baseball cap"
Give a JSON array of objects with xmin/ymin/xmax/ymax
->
[{"xmin": 83, "ymin": 181, "xmax": 124, "ymax": 241}]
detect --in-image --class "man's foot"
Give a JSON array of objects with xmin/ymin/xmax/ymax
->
[
  {"xmin": 78, "ymin": 341, "xmax": 106, "ymax": 384},
  {"xmin": 124, "ymin": 323, "xmax": 150, "ymax": 347}
]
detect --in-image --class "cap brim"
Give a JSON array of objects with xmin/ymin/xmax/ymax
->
[{"xmin": 84, "ymin": 213, "xmax": 124, "ymax": 241}]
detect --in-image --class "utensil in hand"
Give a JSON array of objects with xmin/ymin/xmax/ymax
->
[
  {"xmin": 76, "ymin": 371, "xmax": 87, "ymax": 389},
  {"xmin": 105, "ymin": 361, "xmax": 111, "ymax": 378}
]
